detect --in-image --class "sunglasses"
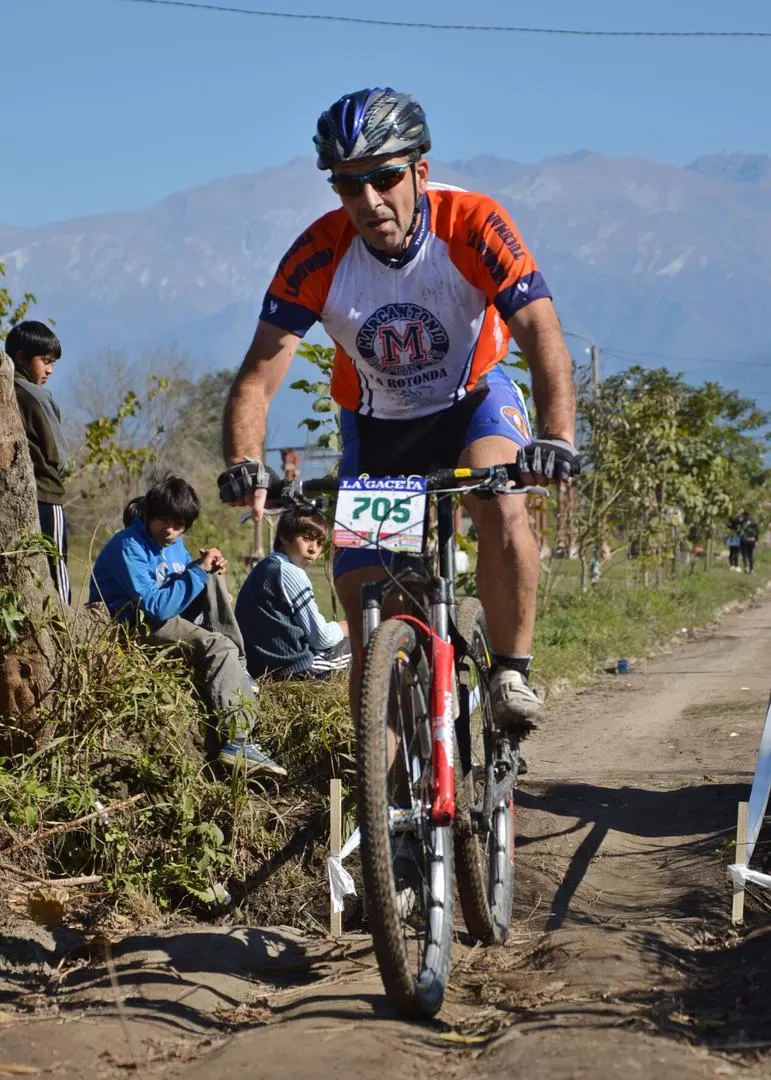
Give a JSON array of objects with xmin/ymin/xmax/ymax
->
[{"xmin": 328, "ymin": 161, "xmax": 412, "ymax": 197}]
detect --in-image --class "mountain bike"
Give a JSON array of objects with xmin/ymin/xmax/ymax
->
[{"xmin": 264, "ymin": 464, "xmax": 545, "ymax": 1019}]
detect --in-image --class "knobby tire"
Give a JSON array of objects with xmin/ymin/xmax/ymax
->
[
  {"xmin": 454, "ymin": 598, "xmax": 517, "ymax": 944},
  {"xmin": 358, "ymin": 618, "xmax": 455, "ymax": 1019}
]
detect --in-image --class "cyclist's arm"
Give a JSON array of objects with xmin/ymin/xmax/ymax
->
[
  {"xmin": 223, "ymin": 320, "xmax": 301, "ymax": 465},
  {"xmin": 222, "ymin": 321, "xmax": 301, "ymax": 519},
  {"xmin": 507, "ymin": 299, "xmax": 575, "ymax": 443}
]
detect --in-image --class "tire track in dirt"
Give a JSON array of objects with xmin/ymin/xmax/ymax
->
[{"xmin": 2, "ymin": 594, "xmax": 771, "ymax": 1078}]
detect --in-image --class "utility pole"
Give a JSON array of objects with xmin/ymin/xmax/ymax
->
[{"xmin": 590, "ymin": 344, "xmax": 601, "ymax": 396}]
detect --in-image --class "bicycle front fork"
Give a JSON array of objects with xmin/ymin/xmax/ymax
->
[{"xmin": 361, "ymin": 580, "xmax": 456, "ymax": 827}]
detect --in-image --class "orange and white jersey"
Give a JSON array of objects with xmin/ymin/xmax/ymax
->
[{"xmin": 261, "ymin": 185, "xmax": 552, "ymax": 419}]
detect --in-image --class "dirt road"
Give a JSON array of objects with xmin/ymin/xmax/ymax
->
[{"xmin": 2, "ymin": 592, "xmax": 770, "ymax": 1078}]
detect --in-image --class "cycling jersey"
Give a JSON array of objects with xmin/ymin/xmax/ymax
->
[{"xmin": 260, "ymin": 185, "xmax": 551, "ymax": 420}]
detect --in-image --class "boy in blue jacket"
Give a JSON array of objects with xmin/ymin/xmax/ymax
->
[{"xmin": 90, "ymin": 476, "xmax": 284, "ymax": 777}]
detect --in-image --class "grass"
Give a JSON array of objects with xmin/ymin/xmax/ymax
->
[
  {"xmin": 0, "ymin": 602, "xmax": 355, "ymax": 929},
  {"xmin": 8, "ymin": 521, "xmax": 769, "ymax": 931},
  {"xmin": 533, "ymin": 550, "xmax": 771, "ymax": 692}
]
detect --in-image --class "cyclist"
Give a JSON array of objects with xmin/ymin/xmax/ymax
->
[{"xmin": 221, "ymin": 87, "xmax": 578, "ymax": 732}]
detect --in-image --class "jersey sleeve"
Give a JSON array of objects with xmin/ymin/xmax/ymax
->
[
  {"xmin": 439, "ymin": 191, "xmax": 553, "ymax": 322},
  {"xmin": 260, "ymin": 209, "xmax": 354, "ymax": 338}
]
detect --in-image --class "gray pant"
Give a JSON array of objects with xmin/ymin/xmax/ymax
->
[{"xmin": 147, "ymin": 575, "xmax": 255, "ymax": 742}]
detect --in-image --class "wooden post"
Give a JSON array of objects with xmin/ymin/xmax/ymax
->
[
  {"xmin": 330, "ymin": 778, "xmax": 342, "ymax": 937},
  {"xmin": 731, "ymin": 801, "xmax": 749, "ymax": 925}
]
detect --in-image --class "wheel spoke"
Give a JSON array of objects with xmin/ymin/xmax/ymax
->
[
  {"xmin": 358, "ymin": 619, "xmax": 454, "ymax": 1018},
  {"xmin": 454, "ymin": 599, "xmax": 517, "ymax": 945}
]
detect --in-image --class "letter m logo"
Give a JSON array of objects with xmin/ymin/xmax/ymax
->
[{"xmin": 378, "ymin": 322, "xmax": 427, "ymax": 366}]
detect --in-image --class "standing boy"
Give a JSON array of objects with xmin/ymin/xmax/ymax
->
[
  {"xmin": 8, "ymin": 321, "xmax": 70, "ymax": 603},
  {"xmin": 236, "ymin": 507, "xmax": 351, "ymax": 679}
]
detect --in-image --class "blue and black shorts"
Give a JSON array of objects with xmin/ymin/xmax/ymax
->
[{"xmin": 333, "ymin": 366, "xmax": 532, "ymax": 580}]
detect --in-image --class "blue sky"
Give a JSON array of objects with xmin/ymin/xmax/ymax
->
[{"xmin": 2, "ymin": 0, "xmax": 771, "ymax": 226}]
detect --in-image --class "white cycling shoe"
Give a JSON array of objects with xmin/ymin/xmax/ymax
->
[{"xmin": 490, "ymin": 668, "xmax": 543, "ymax": 732}]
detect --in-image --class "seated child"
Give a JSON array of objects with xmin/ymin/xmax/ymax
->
[
  {"xmin": 89, "ymin": 475, "xmax": 284, "ymax": 777},
  {"xmin": 236, "ymin": 507, "xmax": 351, "ymax": 679}
]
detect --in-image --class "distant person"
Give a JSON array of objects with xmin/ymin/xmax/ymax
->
[
  {"xmin": 726, "ymin": 526, "xmax": 741, "ymax": 571},
  {"xmin": 8, "ymin": 320, "xmax": 70, "ymax": 604},
  {"xmin": 90, "ymin": 476, "xmax": 285, "ymax": 777},
  {"xmin": 734, "ymin": 510, "xmax": 759, "ymax": 574},
  {"xmin": 236, "ymin": 507, "xmax": 351, "ymax": 679}
]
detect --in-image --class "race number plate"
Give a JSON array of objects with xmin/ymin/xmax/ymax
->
[{"xmin": 333, "ymin": 476, "xmax": 427, "ymax": 553}]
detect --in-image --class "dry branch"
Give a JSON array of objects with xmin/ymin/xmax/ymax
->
[{"xmin": 3, "ymin": 794, "xmax": 145, "ymax": 855}]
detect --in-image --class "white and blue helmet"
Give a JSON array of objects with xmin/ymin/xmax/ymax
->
[{"xmin": 314, "ymin": 87, "xmax": 431, "ymax": 170}]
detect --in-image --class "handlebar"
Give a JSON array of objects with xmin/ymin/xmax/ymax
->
[{"xmin": 265, "ymin": 464, "xmax": 548, "ymax": 506}]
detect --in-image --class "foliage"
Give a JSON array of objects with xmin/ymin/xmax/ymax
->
[
  {"xmin": 161, "ymin": 367, "xmax": 237, "ymax": 463},
  {"xmin": 573, "ymin": 365, "xmax": 771, "ymax": 585},
  {"xmin": 290, "ymin": 342, "xmax": 339, "ymax": 450},
  {"xmin": 0, "ymin": 261, "xmax": 36, "ymax": 341},
  {"xmin": 0, "ymin": 534, "xmax": 59, "ymax": 651},
  {"xmin": 66, "ymin": 375, "xmax": 180, "ymax": 541},
  {"xmin": 0, "ymin": 591, "xmax": 354, "ymax": 925},
  {"xmin": 534, "ymin": 549, "xmax": 770, "ymax": 690},
  {"xmin": 79, "ymin": 377, "xmax": 170, "ymax": 491}
]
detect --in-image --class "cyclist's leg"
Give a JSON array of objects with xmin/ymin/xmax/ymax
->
[
  {"xmin": 458, "ymin": 368, "xmax": 542, "ymax": 727},
  {"xmin": 460, "ymin": 434, "xmax": 540, "ymax": 658}
]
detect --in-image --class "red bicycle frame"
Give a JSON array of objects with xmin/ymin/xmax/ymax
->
[{"xmin": 386, "ymin": 615, "xmax": 455, "ymax": 826}]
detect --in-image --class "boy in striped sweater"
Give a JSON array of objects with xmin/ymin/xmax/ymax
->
[{"xmin": 236, "ymin": 507, "xmax": 351, "ymax": 679}]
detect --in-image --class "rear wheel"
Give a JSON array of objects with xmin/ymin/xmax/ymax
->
[
  {"xmin": 358, "ymin": 618, "xmax": 455, "ymax": 1018},
  {"xmin": 454, "ymin": 598, "xmax": 518, "ymax": 944}
]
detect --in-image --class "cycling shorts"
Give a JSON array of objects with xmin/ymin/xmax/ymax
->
[{"xmin": 333, "ymin": 366, "xmax": 532, "ymax": 581}]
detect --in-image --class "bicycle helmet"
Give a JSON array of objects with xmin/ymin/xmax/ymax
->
[{"xmin": 314, "ymin": 87, "xmax": 431, "ymax": 170}]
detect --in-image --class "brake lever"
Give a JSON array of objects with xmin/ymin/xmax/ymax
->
[{"xmin": 490, "ymin": 484, "xmax": 550, "ymax": 498}]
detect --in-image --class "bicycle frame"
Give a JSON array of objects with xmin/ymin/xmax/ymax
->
[
  {"xmin": 267, "ymin": 465, "xmax": 546, "ymax": 830},
  {"xmin": 360, "ymin": 491, "xmax": 459, "ymax": 826}
]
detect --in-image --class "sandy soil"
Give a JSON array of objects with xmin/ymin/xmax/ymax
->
[{"xmin": 2, "ymin": 593, "xmax": 770, "ymax": 1079}]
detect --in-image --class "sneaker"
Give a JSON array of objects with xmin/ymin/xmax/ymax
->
[
  {"xmin": 490, "ymin": 668, "xmax": 543, "ymax": 732},
  {"xmin": 217, "ymin": 740, "xmax": 286, "ymax": 777}
]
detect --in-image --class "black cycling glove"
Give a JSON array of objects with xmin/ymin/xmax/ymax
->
[
  {"xmin": 217, "ymin": 459, "xmax": 272, "ymax": 503},
  {"xmin": 517, "ymin": 438, "xmax": 581, "ymax": 482}
]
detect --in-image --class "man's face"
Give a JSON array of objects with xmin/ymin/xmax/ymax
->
[
  {"xmin": 331, "ymin": 153, "xmax": 429, "ymax": 255},
  {"xmin": 18, "ymin": 353, "xmax": 57, "ymax": 386}
]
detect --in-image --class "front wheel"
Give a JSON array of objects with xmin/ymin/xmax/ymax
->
[
  {"xmin": 358, "ymin": 618, "xmax": 455, "ymax": 1019},
  {"xmin": 454, "ymin": 598, "xmax": 518, "ymax": 944}
]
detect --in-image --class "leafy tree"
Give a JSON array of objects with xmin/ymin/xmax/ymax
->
[
  {"xmin": 290, "ymin": 343, "xmax": 339, "ymax": 450},
  {"xmin": 575, "ymin": 365, "xmax": 771, "ymax": 586},
  {"xmin": 0, "ymin": 261, "xmax": 36, "ymax": 340}
]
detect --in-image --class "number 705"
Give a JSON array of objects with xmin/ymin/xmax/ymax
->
[{"xmin": 352, "ymin": 495, "xmax": 411, "ymax": 524}]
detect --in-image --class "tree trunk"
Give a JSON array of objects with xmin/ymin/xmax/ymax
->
[{"xmin": 0, "ymin": 349, "xmax": 57, "ymax": 742}]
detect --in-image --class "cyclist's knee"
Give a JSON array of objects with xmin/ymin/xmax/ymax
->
[{"xmin": 469, "ymin": 490, "xmax": 530, "ymax": 536}]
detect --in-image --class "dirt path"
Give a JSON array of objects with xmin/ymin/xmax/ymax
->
[{"xmin": 2, "ymin": 593, "xmax": 771, "ymax": 1078}]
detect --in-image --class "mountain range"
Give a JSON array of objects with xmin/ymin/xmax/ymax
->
[{"xmin": 2, "ymin": 150, "xmax": 770, "ymax": 444}]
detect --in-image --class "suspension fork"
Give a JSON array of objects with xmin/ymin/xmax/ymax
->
[
  {"xmin": 429, "ymin": 579, "xmax": 455, "ymax": 825},
  {"xmin": 361, "ymin": 581, "xmax": 382, "ymax": 651},
  {"xmin": 430, "ymin": 492, "xmax": 457, "ymax": 825},
  {"xmin": 359, "ymin": 551, "xmax": 455, "ymax": 824}
]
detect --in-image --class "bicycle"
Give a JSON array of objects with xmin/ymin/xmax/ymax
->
[{"xmin": 260, "ymin": 463, "xmax": 546, "ymax": 1019}]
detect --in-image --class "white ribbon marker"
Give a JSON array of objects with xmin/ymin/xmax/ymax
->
[{"xmin": 327, "ymin": 827, "xmax": 361, "ymax": 914}]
